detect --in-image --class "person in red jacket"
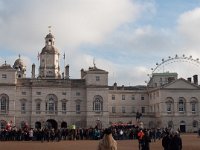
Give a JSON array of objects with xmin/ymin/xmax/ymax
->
[{"xmin": 138, "ymin": 129, "xmax": 145, "ymax": 150}]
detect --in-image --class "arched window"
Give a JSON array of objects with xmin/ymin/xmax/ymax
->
[
  {"xmin": 45, "ymin": 94, "xmax": 58, "ymax": 114},
  {"xmin": 0, "ymin": 94, "xmax": 9, "ymax": 113},
  {"xmin": 190, "ymin": 97, "xmax": 198, "ymax": 113},
  {"xmin": 36, "ymin": 102, "xmax": 41, "ymax": 114},
  {"xmin": 93, "ymin": 95, "xmax": 103, "ymax": 112},
  {"xmin": 165, "ymin": 97, "xmax": 173, "ymax": 113},
  {"xmin": 35, "ymin": 99, "xmax": 42, "ymax": 114},
  {"xmin": 178, "ymin": 98, "xmax": 185, "ymax": 112},
  {"xmin": 61, "ymin": 99, "xmax": 68, "ymax": 114},
  {"xmin": 20, "ymin": 99, "xmax": 27, "ymax": 114}
]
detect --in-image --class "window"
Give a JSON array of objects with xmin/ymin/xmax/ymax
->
[
  {"xmin": 193, "ymin": 120, "xmax": 198, "ymax": 128},
  {"xmin": 0, "ymin": 95, "xmax": 9, "ymax": 113},
  {"xmin": 141, "ymin": 107, "xmax": 145, "ymax": 113},
  {"xmin": 62, "ymin": 102, "xmax": 67, "ymax": 114},
  {"xmin": 36, "ymin": 103, "xmax": 41, "ymax": 114},
  {"xmin": 112, "ymin": 107, "xmax": 116, "ymax": 113},
  {"xmin": 112, "ymin": 95, "xmax": 115, "ymax": 100},
  {"xmin": 122, "ymin": 106, "xmax": 125, "ymax": 113},
  {"xmin": 36, "ymin": 92, "xmax": 41, "ymax": 95},
  {"xmin": 93, "ymin": 95, "xmax": 103, "ymax": 112},
  {"xmin": 178, "ymin": 98, "xmax": 185, "ymax": 112},
  {"xmin": 76, "ymin": 104, "xmax": 80, "ymax": 114},
  {"xmin": 21, "ymin": 102, "xmax": 26, "ymax": 114},
  {"xmin": 49, "ymin": 98, "xmax": 55, "ymax": 113},
  {"xmin": 45, "ymin": 94, "xmax": 58, "ymax": 114},
  {"xmin": 1, "ymin": 97, "xmax": 6, "ymax": 113},
  {"xmin": 62, "ymin": 92, "xmax": 66, "ymax": 95},
  {"xmin": 2, "ymin": 74, "xmax": 7, "ymax": 78},
  {"xmin": 132, "ymin": 95, "xmax": 135, "ymax": 100},
  {"xmin": 191, "ymin": 103, "xmax": 196, "ymax": 112},
  {"xmin": 167, "ymin": 103, "xmax": 171, "ymax": 112},
  {"xmin": 96, "ymin": 76, "xmax": 100, "ymax": 81},
  {"xmin": 141, "ymin": 96, "xmax": 144, "ymax": 100},
  {"xmin": 122, "ymin": 95, "xmax": 125, "ymax": 100}
]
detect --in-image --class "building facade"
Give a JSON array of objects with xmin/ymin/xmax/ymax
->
[{"xmin": 0, "ymin": 32, "xmax": 200, "ymax": 132}]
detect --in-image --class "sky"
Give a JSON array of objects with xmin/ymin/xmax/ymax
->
[{"xmin": 1, "ymin": 0, "xmax": 200, "ymax": 86}]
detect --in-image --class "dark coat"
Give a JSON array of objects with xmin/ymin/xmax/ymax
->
[
  {"xmin": 169, "ymin": 135, "xmax": 182, "ymax": 150},
  {"xmin": 162, "ymin": 134, "xmax": 171, "ymax": 150}
]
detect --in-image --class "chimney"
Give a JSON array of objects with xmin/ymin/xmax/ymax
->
[
  {"xmin": 187, "ymin": 77, "xmax": 191, "ymax": 82},
  {"xmin": 193, "ymin": 75, "xmax": 198, "ymax": 85},
  {"xmin": 65, "ymin": 65, "xmax": 69, "ymax": 79},
  {"xmin": 113, "ymin": 82, "xmax": 117, "ymax": 90},
  {"xmin": 168, "ymin": 77, "xmax": 175, "ymax": 83},
  {"xmin": 31, "ymin": 64, "xmax": 35, "ymax": 78}
]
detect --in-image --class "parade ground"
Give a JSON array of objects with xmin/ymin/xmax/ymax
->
[{"xmin": 0, "ymin": 133, "xmax": 199, "ymax": 150}]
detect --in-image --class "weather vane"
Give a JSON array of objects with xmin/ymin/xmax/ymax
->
[{"xmin": 48, "ymin": 26, "xmax": 52, "ymax": 33}]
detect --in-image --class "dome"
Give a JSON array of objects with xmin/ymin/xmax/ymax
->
[
  {"xmin": 46, "ymin": 33, "xmax": 54, "ymax": 39},
  {"xmin": 14, "ymin": 58, "xmax": 24, "ymax": 67},
  {"xmin": 41, "ymin": 45, "xmax": 59, "ymax": 54}
]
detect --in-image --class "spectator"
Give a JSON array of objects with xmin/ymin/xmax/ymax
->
[{"xmin": 97, "ymin": 128, "xmax": 117, "ymax": 150}]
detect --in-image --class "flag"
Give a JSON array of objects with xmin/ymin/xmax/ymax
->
[{"xmin": 63, "ymin": 53, "xmax": 65, "ymax": 59}]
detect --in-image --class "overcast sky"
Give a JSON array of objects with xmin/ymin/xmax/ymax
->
[{"xmin": 1, "ymin": 0, "xmax": 200, "ymax": 86}]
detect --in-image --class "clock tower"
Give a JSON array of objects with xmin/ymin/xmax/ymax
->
[{"xmin": 39, "ymin": 30, "xmax": 61, "ymax": 79}]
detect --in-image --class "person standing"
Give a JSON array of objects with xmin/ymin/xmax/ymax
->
[
  {"xmin": 97, "ymin": 128, "xmax": 117, "ymax": 150},
  {"xmin": 162, "ymin": 132, "xmax": 171, "ymax": 150},
  {"xmin": 138, "ymin": 129, "xmax": 145, "ymax": 150},
  {"xmin": 169, "ymin": 131, "xmax": 182, "ymax": 150},
  {"xmin": 141, "ymin": 129, "xmax": 151, "ymax": 150}
]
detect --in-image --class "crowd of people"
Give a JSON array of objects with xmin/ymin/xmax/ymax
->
[
  {"xmin": 0, "ymin": 123, "xmax": 184, "ymax": 150},
  {"xmin": 0, "ymin": 124, "xmax": 166, "ymax": 142}
]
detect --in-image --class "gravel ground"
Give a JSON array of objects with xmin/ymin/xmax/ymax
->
[{"xmin": 0, "ymin": 133, "xmax": 199, "ymax": 150}]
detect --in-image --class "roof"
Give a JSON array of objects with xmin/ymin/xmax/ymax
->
[
  {"xmin": 0, "ymin": 63, "xmax": 13, "ymax": 69},
  {"xmin": 41, "ymin": 45, "xmax": 59, "ymax": 54}
]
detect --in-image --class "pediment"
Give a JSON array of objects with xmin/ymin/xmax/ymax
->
[{"xmin": 163, "ymin": 78, "xmax": 200, "ymax": 89}]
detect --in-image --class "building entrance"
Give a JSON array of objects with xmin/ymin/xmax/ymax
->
[{"xmin": 46, "ymin": 119, "xmax": 58, "ymax": 129}]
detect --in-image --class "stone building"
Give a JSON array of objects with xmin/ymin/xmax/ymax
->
[{"xmin": 0, "ymin": 32, "xmax": 199, "ymax": 132}]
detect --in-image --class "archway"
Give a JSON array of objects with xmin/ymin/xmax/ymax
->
[
  {"xmin": 95, "ymin": 120, "xmax": 102, "ymax": 129},
  {"xmin": 35, "ymin": 121, "xmax": 41, "ymax": 129},
  {"xmin": 61, "ymin": 121, "xmax": 67, "ymax": 128},
  {"xmin": 0, "ymin": 120, "xmax": 6, "ymax": 129},
  {"xmin": 46, "ymin": 119, "xmax": 58, "ymax": 130}
]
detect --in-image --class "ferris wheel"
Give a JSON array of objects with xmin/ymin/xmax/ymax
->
[{"xmin": 149, "ymin": 54, "xmax": 200, "ymax": 78}]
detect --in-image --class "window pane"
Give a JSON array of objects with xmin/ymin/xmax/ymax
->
[
  {"xmin": 21, "ymin": 103, "xmax": 26, "ymax": 114},
  {"xmin": 112, "ymin": 95, "xmax": 115, "ymax": 100},
  {"xmin": 192, "ymin": 103, "xmax": 196, "ymax": 112}
]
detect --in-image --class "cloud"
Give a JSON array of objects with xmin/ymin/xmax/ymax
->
[
  {"xmin": 177, "ymin": 7, "xmax": 200, "ymax": 50},
  {"xmin": 0, "ymin": 0, "xmax": 140, "ymax": 54}
]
